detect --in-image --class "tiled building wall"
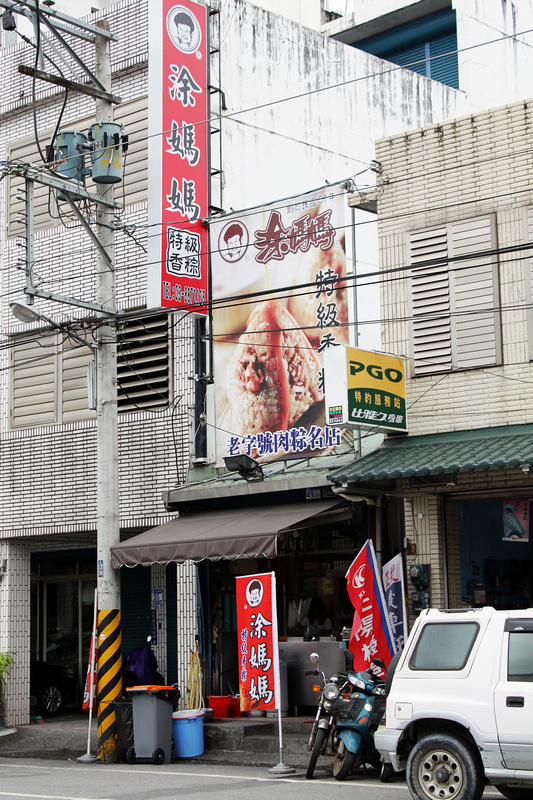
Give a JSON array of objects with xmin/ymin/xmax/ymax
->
[
  {"xmin": 0, "ymin": 404, "xmax": 190, "ymax": 534},
  {"xmin": 376, "ymin": 99, "xmax": 533, "ymax": 438},
  {"xmin": 0, "ymin": 0, "xmax": 196, "ymax": 727},
  {"xmin": 376, "ymin": 99, "xmax": 533, "ymax": 623},
  {"xmin": 402, "ymin": 493, "xmax": 446, "ymax": 624},
  {"xmin": 175, "ymin": 562, "xmax": 198, "ymax": 707},
  {"xmin": 0, "ymin": 539, "xmax": 30, "ymax": 727}
]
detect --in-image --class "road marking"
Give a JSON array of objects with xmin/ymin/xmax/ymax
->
[
  {"xmin": 0, "ymin": 794, "xmax": 115, "ymax": 800},
  {"xmin": 0, "ymin": 761, "xmax": 503, "ymax": 794}
]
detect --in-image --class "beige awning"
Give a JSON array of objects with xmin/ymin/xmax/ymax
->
[{"xmin": 110, "ymin": 500, "xmax": 342, "ymax": 568}]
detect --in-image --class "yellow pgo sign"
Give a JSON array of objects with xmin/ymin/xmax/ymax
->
[{"xmin": 324, "ymin": 345, "xmax": 407, "ymax": 432}]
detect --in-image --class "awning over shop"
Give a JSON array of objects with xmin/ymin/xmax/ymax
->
[
  {"xmin": 110, "ymin": 499, "xmax": 341, "ymax": 568},
  {"xmin": 327, "ymin": 425, "xmax": 533, "ymax": 484}
]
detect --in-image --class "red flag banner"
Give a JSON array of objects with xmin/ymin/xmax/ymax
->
[
  {"xmin": 345, "ymin": 540, "xmax": 396, "ymax": 676},
  {"xmin": 236, "ymin": 572, "xmax": 280, "ymax": 712},
  {"xmin": 82, "ymin": 598, "xmax": 98, "ymax": 711}
]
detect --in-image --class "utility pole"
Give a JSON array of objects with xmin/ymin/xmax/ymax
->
[
  {"xmin": 93, "ymin": 19, "xmax": 121, "ymax": 764},
  {"xmin": 2, "ymin": 1, "xmax": 122, "ymax": 754}
]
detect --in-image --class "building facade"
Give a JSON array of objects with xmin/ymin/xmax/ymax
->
[
  {"xmin": 328, "ymin": 95, "xmax": 533, "ymax": 621},
  {"xmin": 0, "ymin": 0, "xmax": 531, "ymax": 727}
]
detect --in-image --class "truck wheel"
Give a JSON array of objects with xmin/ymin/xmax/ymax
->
[
  {"xmin": 332, "ymin": 743, "xmax": 356, "ymax": 781},
  {"xmin": 407, "ymin": 734, "xmax": 484, "ymax": 800},
  {"xmin": 306, "ymin": 726, "xmax": 328, "ymax": 779},
  {"xmin": 496, "ymin": 787, "xmax": 533, "ymax": 800}
]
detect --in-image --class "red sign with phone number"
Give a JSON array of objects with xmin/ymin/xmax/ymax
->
[{"xmin": 159, "ymin": 0, "xmax": 208, "ymax": 314}]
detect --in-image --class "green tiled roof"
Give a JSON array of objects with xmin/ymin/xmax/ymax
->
[{"xmin": 327, "ymin": 425, "xmax": 533, "ymax": 484}]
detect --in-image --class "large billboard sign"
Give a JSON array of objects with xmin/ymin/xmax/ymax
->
[
  {"xmin": 324, "ymin": 344, "xmax": 407, "ymax": 433},
  {"xmin": 210, "ymin": 186, "xmax": 354, "ymax": 464},
  {"xmin": 147, "ymin": 0, "xmax": 209, "ymax": 314}
]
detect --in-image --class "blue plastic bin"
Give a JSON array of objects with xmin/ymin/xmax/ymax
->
[{"xmin": 172, "ymin": 710, "xmax": 204, "ymax": 757}]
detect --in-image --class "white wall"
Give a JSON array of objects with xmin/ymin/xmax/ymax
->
[
  {"xmin": 454, "ymin": 0, "xmax": 533, "ymax": 111},
  {"xmin": 323, "ymin": 0, "xmax": 533, "ymax": 113},
  {"xmin": 253, "ymin": 0, "xmax": 322, "ymax": 28},
  {"xmin": 216, "ymin": 1, "xmax": 467, "ymax": 213}
]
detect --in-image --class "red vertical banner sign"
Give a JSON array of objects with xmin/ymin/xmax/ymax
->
[
  {"xmin": 82, "ymin": 589, "xmax": 98, "ymax": 711},
  {"xmin": 157, "ymin": 0, "xmax": 209, "ymax": 313},
  {"xmin": 345, "ymin": 540, "xmax": 396, "ymax": 677},
  {"xmin": 236, "ymin": 572, "xmax": 280, "ymax": 712}
]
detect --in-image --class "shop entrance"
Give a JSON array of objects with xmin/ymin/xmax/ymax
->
[
  {"xmin": 200, "ymin": 501, "xmax": 370, "ymax": 702},
  {"xmin": 31, "ymin": 551, "xmax": 96, "ymax": 684},
  {"xmin": 459, "ymin": 498, "xmax": 533, "ymax": 609}
]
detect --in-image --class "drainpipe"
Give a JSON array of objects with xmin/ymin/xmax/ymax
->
[{"xmin": 375, "ymin": 494, "xmax": 383, "ymax": 571}]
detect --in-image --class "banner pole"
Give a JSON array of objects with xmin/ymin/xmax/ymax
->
[
  {"xmin": 268, "ymin": 571, "xmax": 294, "ymax": 776},
  {"xmin": 78, "ymin": 588, "xmax": 98, "ymax": 764}
]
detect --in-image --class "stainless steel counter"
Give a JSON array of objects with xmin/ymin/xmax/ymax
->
[{"xmin": 278, "ymin": 638, "xmax": 349, "ymax": 709}]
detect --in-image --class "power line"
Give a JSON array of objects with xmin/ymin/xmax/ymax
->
[
  {"xmin": 9, "ymin": 8, "xmax": 532, "ymax": 194},
  {"xmin": 17, "ymin": 14, "xmax": 533, "ymax": 167},
  {"xmin": 3, "ymin": 160, "xmax": 533, "ymax": 296},
  {"xmin": 4, "ymin": 230, "xmax": 533, "ymax": 332}
]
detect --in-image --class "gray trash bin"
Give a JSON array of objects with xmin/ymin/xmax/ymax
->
[{"xmin": 127, "ymin": 685, "xmax": 176, "ymax": 764}]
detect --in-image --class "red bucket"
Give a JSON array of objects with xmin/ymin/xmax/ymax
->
[
  {"xmin": 230, "ymin": 696, "xmax": 244, "ymax": 717},
  {"xmin": 207, "ymin": 695, "xmax": 232, "ymax": 718}
]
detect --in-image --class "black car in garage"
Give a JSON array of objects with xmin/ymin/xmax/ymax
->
[{"xmin": 30, "ymin": 661, "xmax": 79, "ymax": 717}]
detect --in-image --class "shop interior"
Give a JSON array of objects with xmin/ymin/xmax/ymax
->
[{"xmin": 459, "ymin": 497, "xmax": 533, "ymax": 608}]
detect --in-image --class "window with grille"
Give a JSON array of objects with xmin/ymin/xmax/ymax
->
[
  {"xmin": 10, "ymin": 313, "xmax": 170, "ymax": 428},
  {"xmin": 354, "ymin": 9, "xmax": 459, "ymax": 90},
  {"xmin": 408, "ymin": 215, "xmax": 502, "ymax": 376},
  {"xmin": 116, "ymin": 314, "xmax": 170, "ymax": 412}
]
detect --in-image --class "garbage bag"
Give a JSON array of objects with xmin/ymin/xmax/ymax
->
[{"xmin": 126, "ymin": 645, "xmax": 164, "ymax": 685}]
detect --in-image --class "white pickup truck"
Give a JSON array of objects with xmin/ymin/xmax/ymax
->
[{"xmin": 375, "ymin": 607, "xmax": 533, "ymax": 800}]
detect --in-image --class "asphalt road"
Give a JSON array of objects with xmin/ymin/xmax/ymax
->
[{"xmin": 0, "ymin": 758, "xmax": 508, "ymax": 800}]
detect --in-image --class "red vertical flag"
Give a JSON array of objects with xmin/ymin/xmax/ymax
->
[
  {"xmin": 82, "ymin": 592, "xmax": 98, "ymax": 711},
  {"xmin": 236, "ymin": 572, "xmax": 280, "ymax": 712},
  {"xmin": 345, "ymin": 540, "xmax": 396, "ymax": 676}
]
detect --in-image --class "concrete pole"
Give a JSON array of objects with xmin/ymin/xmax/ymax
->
[{"xmin": 94, "ymin": 19, "xmax": 121, "ymax": 763}]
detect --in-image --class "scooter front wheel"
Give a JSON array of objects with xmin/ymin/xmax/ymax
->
[
  {"xmin": 306, "ymin": 726, "xmax": 328, "ymax": 779},
  {"xmin": 332, "ymin": 743, "xmax": 356, "ymax": 780}
]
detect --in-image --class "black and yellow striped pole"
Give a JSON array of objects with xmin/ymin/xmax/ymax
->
[{"xmin": 97, "ymin": 609, "xmax": 122, "ymax": 762}]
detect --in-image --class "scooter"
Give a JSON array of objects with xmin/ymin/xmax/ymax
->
[
  {"xmin": 305, "ymin": 651, "xmax": 386, "ymax": 780},
  {"xmin": 329, "ymin": 655, "xmax": 386, "ymax": 780},
  {"xmin": 304, "ymin": 651, "xmax": 345, "ymax": 779}
]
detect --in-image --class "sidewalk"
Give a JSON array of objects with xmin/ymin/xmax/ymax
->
[{"xmin": 0, "ymin": 710, "xmax": 313, "ymax": 770}]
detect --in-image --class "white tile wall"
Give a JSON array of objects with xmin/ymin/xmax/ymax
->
[
  {"xmin": 376, "ymin": 99, "xmax": 533, "ymax": 437},
  {"xmin": 376, "ymin": 98, "xmax": 533, "ymax": 623},
  {"xmin": 0, "ymin": 0, "xmax": 195, "ymax": 727}
]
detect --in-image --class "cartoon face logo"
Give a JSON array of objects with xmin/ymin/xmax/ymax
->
[
  {"xmin": 219, "ymin": 220, "xmax": 249, "ymax": 263},
  {"xmin": 245, "ymin": 579, "xmax": 263, "ymax": 608},
  {"xmin": 167, "ymin": 5, "xmax": 201, "ymax": 54}
]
